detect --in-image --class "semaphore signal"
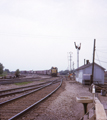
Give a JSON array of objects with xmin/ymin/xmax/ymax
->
[{"xmin": 74, "ymin": 42, "xmax": 81, "ymax": 68}]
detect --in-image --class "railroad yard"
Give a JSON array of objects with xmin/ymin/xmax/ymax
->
[
  {"xmin": 1, "ymin": 1, "xmax": 107, "ymax": 119},
  {"xmin": 0, "ymin": 75, "xmax": 107, "ymax": 120}
]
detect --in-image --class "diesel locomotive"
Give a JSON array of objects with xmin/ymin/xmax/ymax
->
[{"xmin": 51, "ymin": 67, "xmax": 58, "ymax": 77}]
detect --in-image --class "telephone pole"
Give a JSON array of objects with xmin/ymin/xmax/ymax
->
[
  {"xmin": 68, "ymin": 52, "xmax": 72, "ymax": 72},
  {"xmin": 73, "ymin": 62, "xmax": 74, "ymax": 72},
  {"xmin": 70, "ymin": 52, "xmax": 72, "ymax": 72},
  {"xmin": 74, "ymin": 42, "xmax": 81, "ymax": 68},
  {"xmin": 91, "ymin": 39, "xmax": 96, "ymax": 84}
]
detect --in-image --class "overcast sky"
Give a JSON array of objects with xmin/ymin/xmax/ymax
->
[{"xmin": 0, "ymin": 0, "xmax": 107, "ymax": 71}]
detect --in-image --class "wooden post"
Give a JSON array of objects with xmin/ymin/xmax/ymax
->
[{"xmin": 91, "ymin": 39, "xmax": 96, "ymax": 84}]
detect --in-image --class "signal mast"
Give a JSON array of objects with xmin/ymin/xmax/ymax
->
[{"xmin": 74, "ymin": 42, "xmax": 81, "ymax": 68}]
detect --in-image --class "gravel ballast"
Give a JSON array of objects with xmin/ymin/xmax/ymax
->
[{"xmin": 24, "ymin": 79, "xmax": 93, "ymax": 120}]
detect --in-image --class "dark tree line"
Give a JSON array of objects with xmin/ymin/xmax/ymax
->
[
  {"xmin": 15, "ymin": 69, "xmax": 20, "ymax": 78},
  {"xmin": 0, "ymin": 63, "xmax": 4, "ymax": 74},
  {"xmin": 59, "ymin": 70, "xmax": 75, "ymax": 75},
  {"xmin": 59, "ymin": 70, "xmax": 69, "ymax": 75},
  {"xmin": 0, "ymin": 63, "xmax": 20, "ymax": 79}
]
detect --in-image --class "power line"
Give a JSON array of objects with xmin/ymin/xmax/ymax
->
[
  {"xmin": 96, "ymin": 51, "xmax": 101, "ymax": 66},
  {"xmin": 67, "ymin": 52, "xmax": 73, "ymax": 71},
  {"xmin": 95, "ymin": 55, "xmax": 107, "ymax": 59},
  {"xmin": 68, "ymin": 52, "xmax": 72, "ymax": 72},
  {"xmin": 97, "ymin": 48, "xmax": 107, "ymax": 49},
  {"xmin": 96, "ymin": 50, "xmax": 107, "ymax": 53},
  {"xmin": 95, "ymin": 59, "xmax": 107, "ymax": 63}
]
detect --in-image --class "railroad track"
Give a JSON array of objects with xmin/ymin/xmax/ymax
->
[
  {"xmin": 0, "ymin": 79, "xmax": 59, "ymax": 104},
  {"xmin": 0, "ymin": 80, "xmax": 55, "ymax": 98},
  {"xmin": 0, "ymin": 76, "xmax": 52, "ymax": 85},
  {"xmin": 0, "ymin": 79, "xmax": 62, "ymax": 120}
]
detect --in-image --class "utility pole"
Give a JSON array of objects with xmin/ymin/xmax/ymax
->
[
  {"xmin": 67, "ymin": 53, "xmax": 69, "ymax": 71},
  {"xmin": 68, "ymin": 52, "xmax": 72, "ymax": 72},
  {"xmin": 69, "ymin": 52, "xmax": 72, "ymax": 72},
  {"xmin": 74, "ymin": 42, "xmax": 81, "ymax": 68},
  {"xmin": 73, "ymin": 62, "xmax": 74, "ymax": 72},
  {"xmin": 91, "ymin": 39, "xmax": 96, "ymax": 84}
]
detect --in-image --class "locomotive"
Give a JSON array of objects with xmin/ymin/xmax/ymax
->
[{"xmin": 51, "ymin": 67, "xmax": 58, "ymax": 77}]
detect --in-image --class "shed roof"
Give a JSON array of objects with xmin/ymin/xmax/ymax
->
[{"xmin": 75, "ymin": 62, "xmax": 105, "ymax": 71}]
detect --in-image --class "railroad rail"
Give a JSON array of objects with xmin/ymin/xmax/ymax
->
[
  {"xmin": 0, "ymin": 76, "xmax": 52, "ymax": 85},
  {"xmin": 0, "ymin": 79, "xmax": 62, "ymax": 120},
  {"xmin": 89, "ymin": 83, "xmax": 107, "ymax": 95},
  {"xmin": 0, "ymin": 79, "xmax": 59, "ymax": 105},
  {"xmin": 95, "ymin": 84, "xmax": 107, "ymax": 93},
  {"xmin": 0, "ymin": 80, "xmax": 56, "ymax": 98}
]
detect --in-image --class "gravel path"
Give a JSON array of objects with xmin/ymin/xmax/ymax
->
[{"xmin": 44, "ymin": 80, "xmax": 93, "ymax": 120}]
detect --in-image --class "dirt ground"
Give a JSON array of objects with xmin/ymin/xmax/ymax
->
[{"xmin": 26, "ymin": 78, "xmax": 94, "ymax": 120}]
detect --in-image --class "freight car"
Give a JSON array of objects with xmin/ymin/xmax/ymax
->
[
  {"xmin": 36, "ymin": 70, "xmax": 50, "ymax": 75},
  {"xmin": 51, "ymin": 67, "xmax": 58, "ymax": 77},
  {"xmin": 35, "ymin": 67, "xmax": 58, "ymax": 77}
]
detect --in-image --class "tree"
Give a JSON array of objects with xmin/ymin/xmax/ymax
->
[
  {"xmin": 15, "ymin": 69, "xmax": 20, "ymax": 78},
  {"xmin": 4, "ymin": 69, "xmax": 10, "ymax": 73},
  {"xmin": 0, "ymin": 63, "xmax": 4, "ymax": 74},
  {"xmin": 59, "ymin": 70, "xmax": 70, "ymax": 75}
]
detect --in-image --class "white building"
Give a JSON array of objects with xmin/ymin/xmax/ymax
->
[{"xmin": 75, "ymin": 62, "xmax": 105, "ymax": 85}]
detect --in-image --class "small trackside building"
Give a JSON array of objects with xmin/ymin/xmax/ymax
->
[{"xmin": 75, "ymin": 62, "xmax": 105, "ymax": 85}]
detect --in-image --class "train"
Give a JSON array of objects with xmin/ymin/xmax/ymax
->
[
  {"xmin": 35, "ymin": 69, "xmax": 51, "ymax": 75},
  {"xmin": 36, "ymin": 67, "xmax": 58, "ymax": 77},
  {"xmin": 20, "ymin": 67, "xmax": 58, "ymax": 77},
  {"xmin": 0, "ymin": 67, "xmax": 58, "ymax": 79},
  {"xmin": 51, "ymin": 67, "xmax": 58, "ymax": 77}
]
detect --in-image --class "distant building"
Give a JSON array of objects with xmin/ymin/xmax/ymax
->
[{"xmin": 75, "ymin": 62, "xmax": 105, "ymax": 85}]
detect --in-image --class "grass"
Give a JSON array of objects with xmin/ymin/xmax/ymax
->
[
  {"xmin": 0, "ymin": 72, "xmax": 7, "ymax": 77},
  {"xmin": 0, "ymin": 74, "xmax": 3, "ymax": 77},
  {"xmin": 40, "ymin": 80, "xmax": 44, "ymax": 82},
  {"xmin": 14, "ymin": 81, "xmax": 33, "ymax": 85}
]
